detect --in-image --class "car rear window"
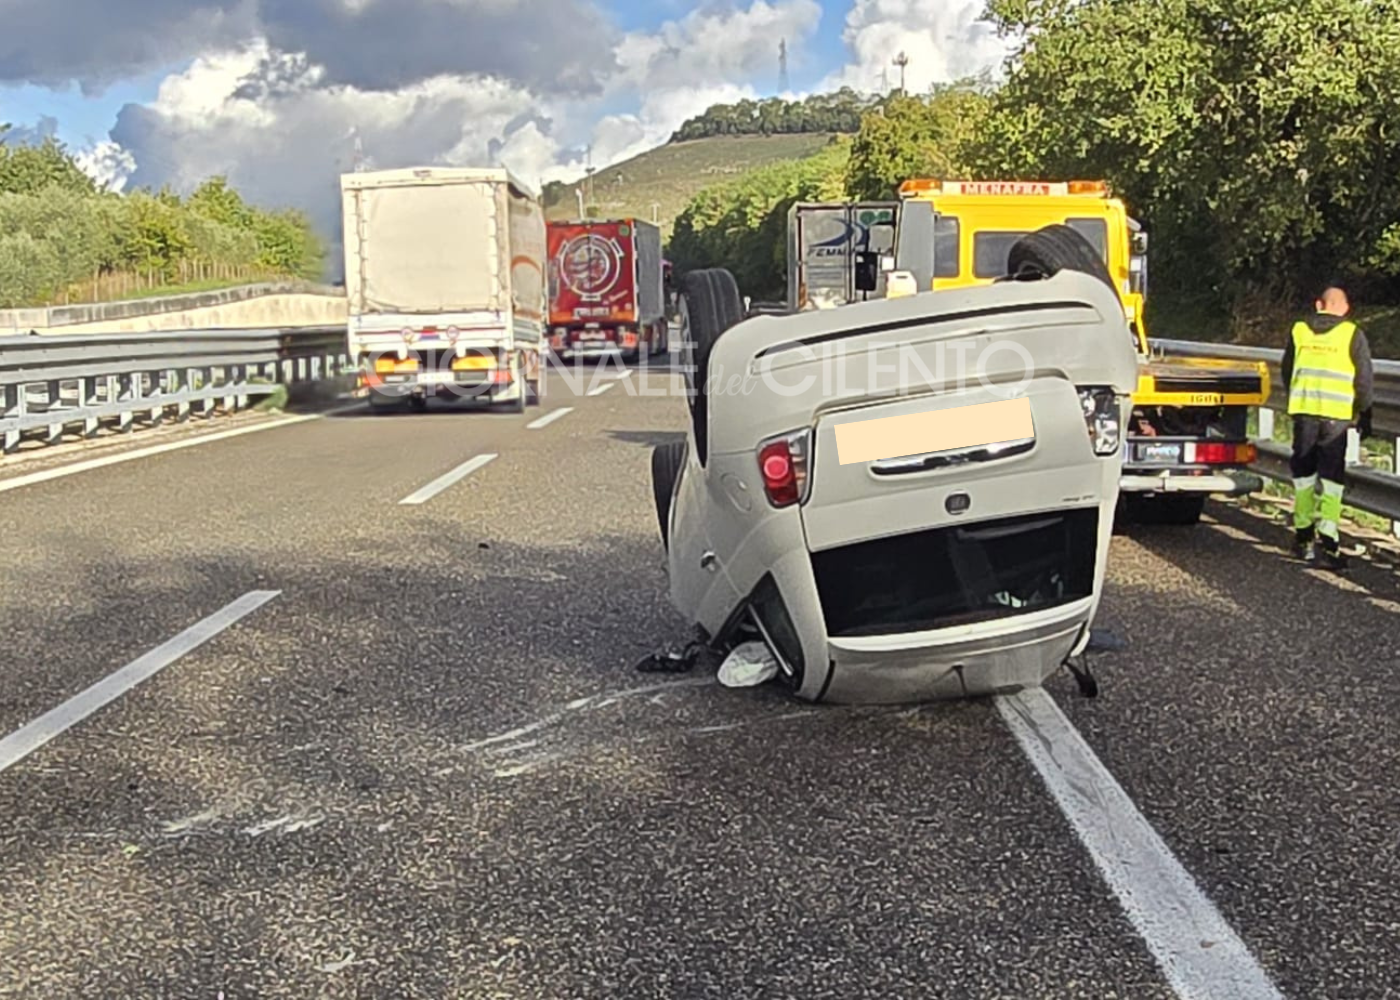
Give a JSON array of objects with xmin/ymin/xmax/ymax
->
[{"xmin": 810, "ymin": 508, "xmax": 1098, "ymax": 637}]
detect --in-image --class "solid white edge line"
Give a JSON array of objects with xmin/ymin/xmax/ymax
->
[
  {"xmin": 526, "ymin": 407, "xmax": 574, "ymax": 430},
  {"xmin": 0, "ymin": 590, "xmax": 281, "ymax": 774},
  {"xmin": 0, "ymin": 402, "xmax": 365, "ymax": 495},
  {"xmin": 996, "ymin": 689, "xmax": 1283, "ymax": 1000},
  {"xmin": 587, "ymin": 382, "xmax": 615, "ymax": 397},
  {"xmin": 399, "ymin": 453, "xmax": 498, "ymax": 505}
]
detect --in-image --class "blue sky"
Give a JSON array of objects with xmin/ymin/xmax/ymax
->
[
  {"xmin": 0, "ymin": 0, "xmax": 857, "ymax": 152},
  {"xmin": 0, "ymin": 0, "xmax": 1006, "ymax": 239}
]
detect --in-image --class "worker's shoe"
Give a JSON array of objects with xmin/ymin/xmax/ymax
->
[
  {"xmin": 1317, "ymin": 539, "xmax": 1348, "ymax": 572},
  {"xmin": 1291, "ymin": 529, "xmax": 1315, "ymax": 562}
]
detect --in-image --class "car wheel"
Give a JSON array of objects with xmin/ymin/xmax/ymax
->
[
  {"xmin": 1006, "ymin": 224, "xmax": 1116, "ymax": 292},
  {"xmin": 651, "ymin": 440, "xmax": 686, "ymax": 551},
  {"xmin": 1122, "ymin": 493, "xmax": 1205, "ymax": 526},
  {"xmin": 679, "ymin": 268, "xmax": 745, "ymax": 462}
]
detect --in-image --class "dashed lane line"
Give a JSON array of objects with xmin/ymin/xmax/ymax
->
[
  {"xmin": 587, "ymin": 382, "xmax": 615, "ymax": 397},
  {"xmin": 0, "ymin": 591, "xmax": 281, "ymax": 774},
  {"xmin": 398, "ymin": 453, "xmax": 498, "ymax": 506},
  {"xmin": 997, "ymin": 688, "xmax": 1284, "ymax": 1000},
  {"xmin": 526, "ymin": 408, "xmax": 574, "ymax": 430}
]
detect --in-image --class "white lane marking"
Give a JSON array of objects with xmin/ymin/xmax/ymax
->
[
  {"xmin": 0, "ymin": 404, "xmax": 363, "ymax": 495},
  {"xmin": 526, "ymin": 407, "xmax": 573, "ymax": 430},
  {"xmin": 398, "ymin": 453, "xmax": 498, "ymax": 505},
  {"xmin": 612, "ymin": 369, "xmax": 634, "ymax": 380},
  {"xmin": 587, "ymin": 382, "xmax": 615, "ymax": 397},
  {"xmin": 0, "ymin": 590, "xmax": 280, "ymax": 774},
  {"xmin": 997, "ymin": 688, "xmax": 1283, "ymax": 1000}
]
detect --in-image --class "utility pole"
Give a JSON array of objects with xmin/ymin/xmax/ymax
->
[
  {"xmin": 778, "ymin": 38, "xmax": 789, "ymax": 93},
  {"xmin": 892, "ymin": 52, "xmax": 909, "ymax": 95}
]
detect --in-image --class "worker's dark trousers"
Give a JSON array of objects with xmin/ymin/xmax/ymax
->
[{"xmin": 1290, "ymin": 416, "xmax": 1350, "ymax": 549}]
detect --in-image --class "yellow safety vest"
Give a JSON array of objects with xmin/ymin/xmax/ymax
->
[{"xmin": 1288, "ymin": 319, "xmax": 1357, "ymax": 420}]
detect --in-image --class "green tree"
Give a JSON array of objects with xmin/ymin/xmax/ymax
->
[
  {"xmin": 845, "ymin": 82, "xmax": 992, "ymax": 200},
  {"xmin": 976, "ymin": 0, "xmax": 1400, "ymax": 333},
  {"xmin": 187, "ymin": 176, "xmax": 254, "ymax": 229},
  {"xmin": 0, "ymin": 135, "xmax": 96, "ymax": 196}
]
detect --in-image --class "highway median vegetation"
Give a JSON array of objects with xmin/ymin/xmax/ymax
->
[
  {"xmin": 665, "ymin": 0, "xmax": 1400, "ymax": 352},
  {"xmin": 0, "ymin": 129, "xmax": 325, "ymax": 309}
]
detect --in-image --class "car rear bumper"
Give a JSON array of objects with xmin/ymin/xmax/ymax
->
[
  {"xmin": 1119, "ymin": 470, "xmax": 1264, "ymax": 496},
  {"xmin": 817, "ymin": 598, "xmax": 1095, "ymax": 704},
  {"xmin": 709, "ymin": 501, "xmax": 1111, "ymax": 706}
]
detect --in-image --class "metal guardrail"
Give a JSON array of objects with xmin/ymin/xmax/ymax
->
[
  {"xmin": 1, "ymin": 326, "xmax": 348, "ymax": 455},
  {"xmin": 1151, "ymin": 338, "xmax": 1400, "ymax": 528}
]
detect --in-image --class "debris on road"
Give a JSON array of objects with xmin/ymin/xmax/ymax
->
[{"xmin": 716, "ymin": 641, "xmax": 779, "ymax": 688}]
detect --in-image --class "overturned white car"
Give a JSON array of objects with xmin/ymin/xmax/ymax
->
[{"xmin": 651, "ymin": 239, "xmax": 1140, "ymax": 704}]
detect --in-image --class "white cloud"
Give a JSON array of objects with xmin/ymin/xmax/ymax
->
[
  {"xmin": 824, "ymin": 0, "xmax": 1015, "ymax": 94},
  {"xmin": 109, "ymin": 51, "xmax": 539, "ymax": 274},
  {"xmin": 88, "ymin": 0, "xmax": 823, "ymax": 279},
  {"xmin": 73, "ymin": 141, "xmax": 137, "ymax": 192}
]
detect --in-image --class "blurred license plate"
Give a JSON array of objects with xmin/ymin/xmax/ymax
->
[{"xmin": 1137, "ymin": 442, "xmax": 1182, "ymax": 463}]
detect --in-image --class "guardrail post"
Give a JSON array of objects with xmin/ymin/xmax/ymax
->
[
  {"xmin": 2, "ymin": 384, "xmax": 21, "ymax": 454},
  {"xmin": 176, "ymin": 368, "xmax": 192, "ymax": 422},
  {"xmin": 1257, "ymin": 406, "xmax": 1274, "ymax": 441},
  {"xmin": 82, "ymin": 377, "xmax": 99, "ymax": 439},
  {"xmin": 44, "ymin": 380, "xmax": 62, "ymax": 445},
  {"xmin": 1393, "ymin": 435, "xmax": 1400, "ymax": 540},
  {"xmin": 146, "ymin": 371, "xmax": 164, "ymax": 427}
]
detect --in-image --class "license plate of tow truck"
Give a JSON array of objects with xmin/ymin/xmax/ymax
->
[{"xmin": 1137, "ymin": 442, "xmax": 1182, "ymax": 464}]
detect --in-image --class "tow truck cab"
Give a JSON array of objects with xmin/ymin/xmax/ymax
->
[{"xmin": 889, "ymin": 178, "xmax": 1270, "ymax": 524}]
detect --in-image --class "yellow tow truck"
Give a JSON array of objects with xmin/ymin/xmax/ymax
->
[{"xmin": 886, "ymin": 178, "xmax": 1269, "ymax": 525}]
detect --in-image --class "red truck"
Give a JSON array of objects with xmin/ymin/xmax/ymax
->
[{"xmin": 546, "ymin": 218, "xmax": 668, "ymax": 361}]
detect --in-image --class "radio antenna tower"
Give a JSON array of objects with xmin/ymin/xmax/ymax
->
[
  {"xmin": 892, "ymin": 51, "xmax": 909, "ymax": 95},
  {"xmin": 778, "ymin": 38, "xmax": 789, "ymax": 93},
  {"xmin": 350, "ymin": 128, "xmax": 366, "ymax": 172}
]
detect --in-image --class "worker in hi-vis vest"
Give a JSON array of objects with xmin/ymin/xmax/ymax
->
[{"xmin": 1280, "ymin": 284, "xmax": 1374, "ymax": 571}]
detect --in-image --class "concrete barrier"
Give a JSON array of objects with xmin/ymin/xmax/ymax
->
[{"xmin": 0, "ymin": 282, "xmax": 348, "ymax": 335}]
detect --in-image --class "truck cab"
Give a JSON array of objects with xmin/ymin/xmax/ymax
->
[{"xmin": 888, "ymin": 178, "xmax": 1269, "ymax": 525}]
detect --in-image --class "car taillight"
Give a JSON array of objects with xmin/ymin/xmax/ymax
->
[
  {"xmin": 757, "ymin": 430, "xmax": 810, "ymax": 507},
  {"xmin": 1188, "ymin": 442, "xmax": 1255, "ymax": 465}
]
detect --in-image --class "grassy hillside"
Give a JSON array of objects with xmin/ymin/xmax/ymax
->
[{"xmin": 543, "ymin": 133, "xmax": 837, "ymax": 240}]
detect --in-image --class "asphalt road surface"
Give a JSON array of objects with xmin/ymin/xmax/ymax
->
[{"xmin": 2, "ymin": 356, "xmax": 1398, "ymax": 999}]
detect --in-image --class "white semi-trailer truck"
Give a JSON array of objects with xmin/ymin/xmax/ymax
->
[
  {"xmin": 785, "ymin": 201, "xmax": 899, "ymax": 310},
  {"xmin": 341, "ymin": 166, "xmax": 548, "ymax": 413}
]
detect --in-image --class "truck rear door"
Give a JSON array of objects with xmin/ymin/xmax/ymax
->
[{"xmin": 356, "ymin": 179, "xmax": 504, "ymax": 315}]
